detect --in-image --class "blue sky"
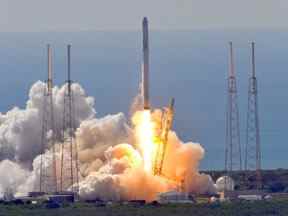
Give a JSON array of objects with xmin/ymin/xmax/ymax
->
[
  {"xmin": 0, "ymin": 30, "xmax": 287, "ymax": 169},
  {"xmin": 3, "ymin": 0, "xmax": 288, "ymax": 32},
  {"xmin": 2, "ymin": 0, "xmax": 288, "ymax": 169}
]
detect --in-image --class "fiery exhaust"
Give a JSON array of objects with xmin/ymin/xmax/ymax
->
[{"xmin": 133, "ymin": 110, "xmax": 157, "ymax": 173}]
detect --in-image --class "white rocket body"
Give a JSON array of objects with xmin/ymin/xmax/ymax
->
[{"xmin": 142, "ymin": 17, "xmax": 150, "ymax": 110}]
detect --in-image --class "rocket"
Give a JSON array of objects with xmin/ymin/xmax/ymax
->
[
  {"xmin": 47, "ymin": 44, "xmax": 53, "ymax": 93},
  {"xmin": 142, "ymin": 17, "xmax": 150, "ymax": 110}
]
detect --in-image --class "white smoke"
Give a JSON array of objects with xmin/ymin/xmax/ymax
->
[
  {"xmin": 0, "ymin": 160, "xmax": 30, "ymax": 198},
  {"xmin": 0, "ymin": 81, "xmax": 216, "ymax": 201},
  {"xmin": 0, "ymin": 107, "xmax": 40, "ymax": 166},
  {"xmin": 0, "ymin": 81, "xmax": 95, "ymax": 195},
  {"xmin": 0, "ymin": 81, "xmax": 95, "ymax": 167},
  {"xmin": 77, "ymin": 113, "xmax": 132, "ymax": 176}
]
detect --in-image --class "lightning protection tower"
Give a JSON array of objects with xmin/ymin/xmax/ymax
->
[
  {"xmin": 225, "ymin": 42, "xmax": 242, "ymax": 174},
  {"xmin": 245, "ymin": 42, "xmax": 262, "ymax": 190},
  {"xmin": 39, "ymin": 44, "xmax": 58, "ymax": 193},
  {"xmin": 60, "ymin": 45, "xmax": 80, "ymax": 193}
]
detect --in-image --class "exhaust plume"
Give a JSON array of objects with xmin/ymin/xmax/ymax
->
[{"xmin": 0, "ymin": 81, "xmax": 216, "ymax": 201}]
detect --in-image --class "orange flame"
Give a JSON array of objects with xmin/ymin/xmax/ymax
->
[{"xmin": 134, "ymin": 110, "xmax": 157, "ymax": 173}]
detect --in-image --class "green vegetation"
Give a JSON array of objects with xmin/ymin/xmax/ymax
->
[{"xmin": 0, "ymin": 199, "xmax": 288, "ymax": 216}]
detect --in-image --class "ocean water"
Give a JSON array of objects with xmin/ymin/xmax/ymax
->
[{"xmin": 0, "ymin": 30, "xmax": 287, "ymax": 170}]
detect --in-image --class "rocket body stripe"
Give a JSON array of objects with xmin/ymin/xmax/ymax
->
[{"xmin": 142, "ymin": 17, "xmax": 150, "ymax": 110}]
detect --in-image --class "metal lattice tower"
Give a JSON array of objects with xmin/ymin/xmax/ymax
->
[
  {"xmin": 39, "ymin": 44, "xmax": 58, "ymax": 193},
  {"xmin": 225, "ymin": 42, "xmax": 242, "ymax": 173},
  {"xmin": 245, "ymin": 42, "xmax": 262, "ymax": 189},
  {"xmin": 153, "ymin": 98, "xmax": 175, "ymax": 176},
  {"xmin": 60, "ymin": 45, "xmax": 80, "ymax": 193}
]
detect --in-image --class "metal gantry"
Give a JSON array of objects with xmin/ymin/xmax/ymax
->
[
  {"xmin": 225, "ymin": 42, "xmax": 242, "ymax": 173},
  {"xmin": 60, "ymin": 45, "xmax": 80, "ymax": 193},
  {"xmin": 39, "ymin": 44, "xmax": 58, "ymax": 193},
  {"xmin": 153, "ymin": 98, "xmax": 175, "ymax": 176},
  {"xmin": 245, "ymin": 42, "xmax": 262, "ymax": 189}
]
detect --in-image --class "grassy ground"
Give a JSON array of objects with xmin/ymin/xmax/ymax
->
[{"xmin": 0, "ymin": 199, "xmax": 288, "ymax": 216}]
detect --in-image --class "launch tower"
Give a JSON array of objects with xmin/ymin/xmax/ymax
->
[
  {"xmin": 39, "ymin": 44, "xmax": 58, "ymax": 193},
  {"xmin": 60, "ymin": 45, "xmax": 80, "ymax": 193},
  {"xmin": 225, "ymin": 42, "xmax": 242, "ymax": 173},
  {"xmin": 244, "ymin": 42, "xmax": 262, "ymax": 189},
  {"xmin": 153, "ymin": 98, "xmax": 175, "ymax": 176}
]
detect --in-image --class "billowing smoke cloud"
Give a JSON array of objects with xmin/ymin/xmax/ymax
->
[
  {"xmin": 0, "ymin": 81, "xmax": 95, "ymax": 167},
  {"xmin": 78, "ymin": 143, "xmax": 174, "ymax": 201},
  {"xmin": 0, "ymin": 81, "xmax": 216, "ymax": 201},
  {"xmin": 0, "ymin": 81, "xmax": 95, "ymax": 194},
  {"xmin": 0, "ymin": 160, "xmax": 30, "ymax": 198},
  {"xmin": 77, "ymin": 109, "xmax": 216, "ymax": 201},
  {"xmin": 77, "ymin": 113, "xmax": 132, "ymax": 176}
]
